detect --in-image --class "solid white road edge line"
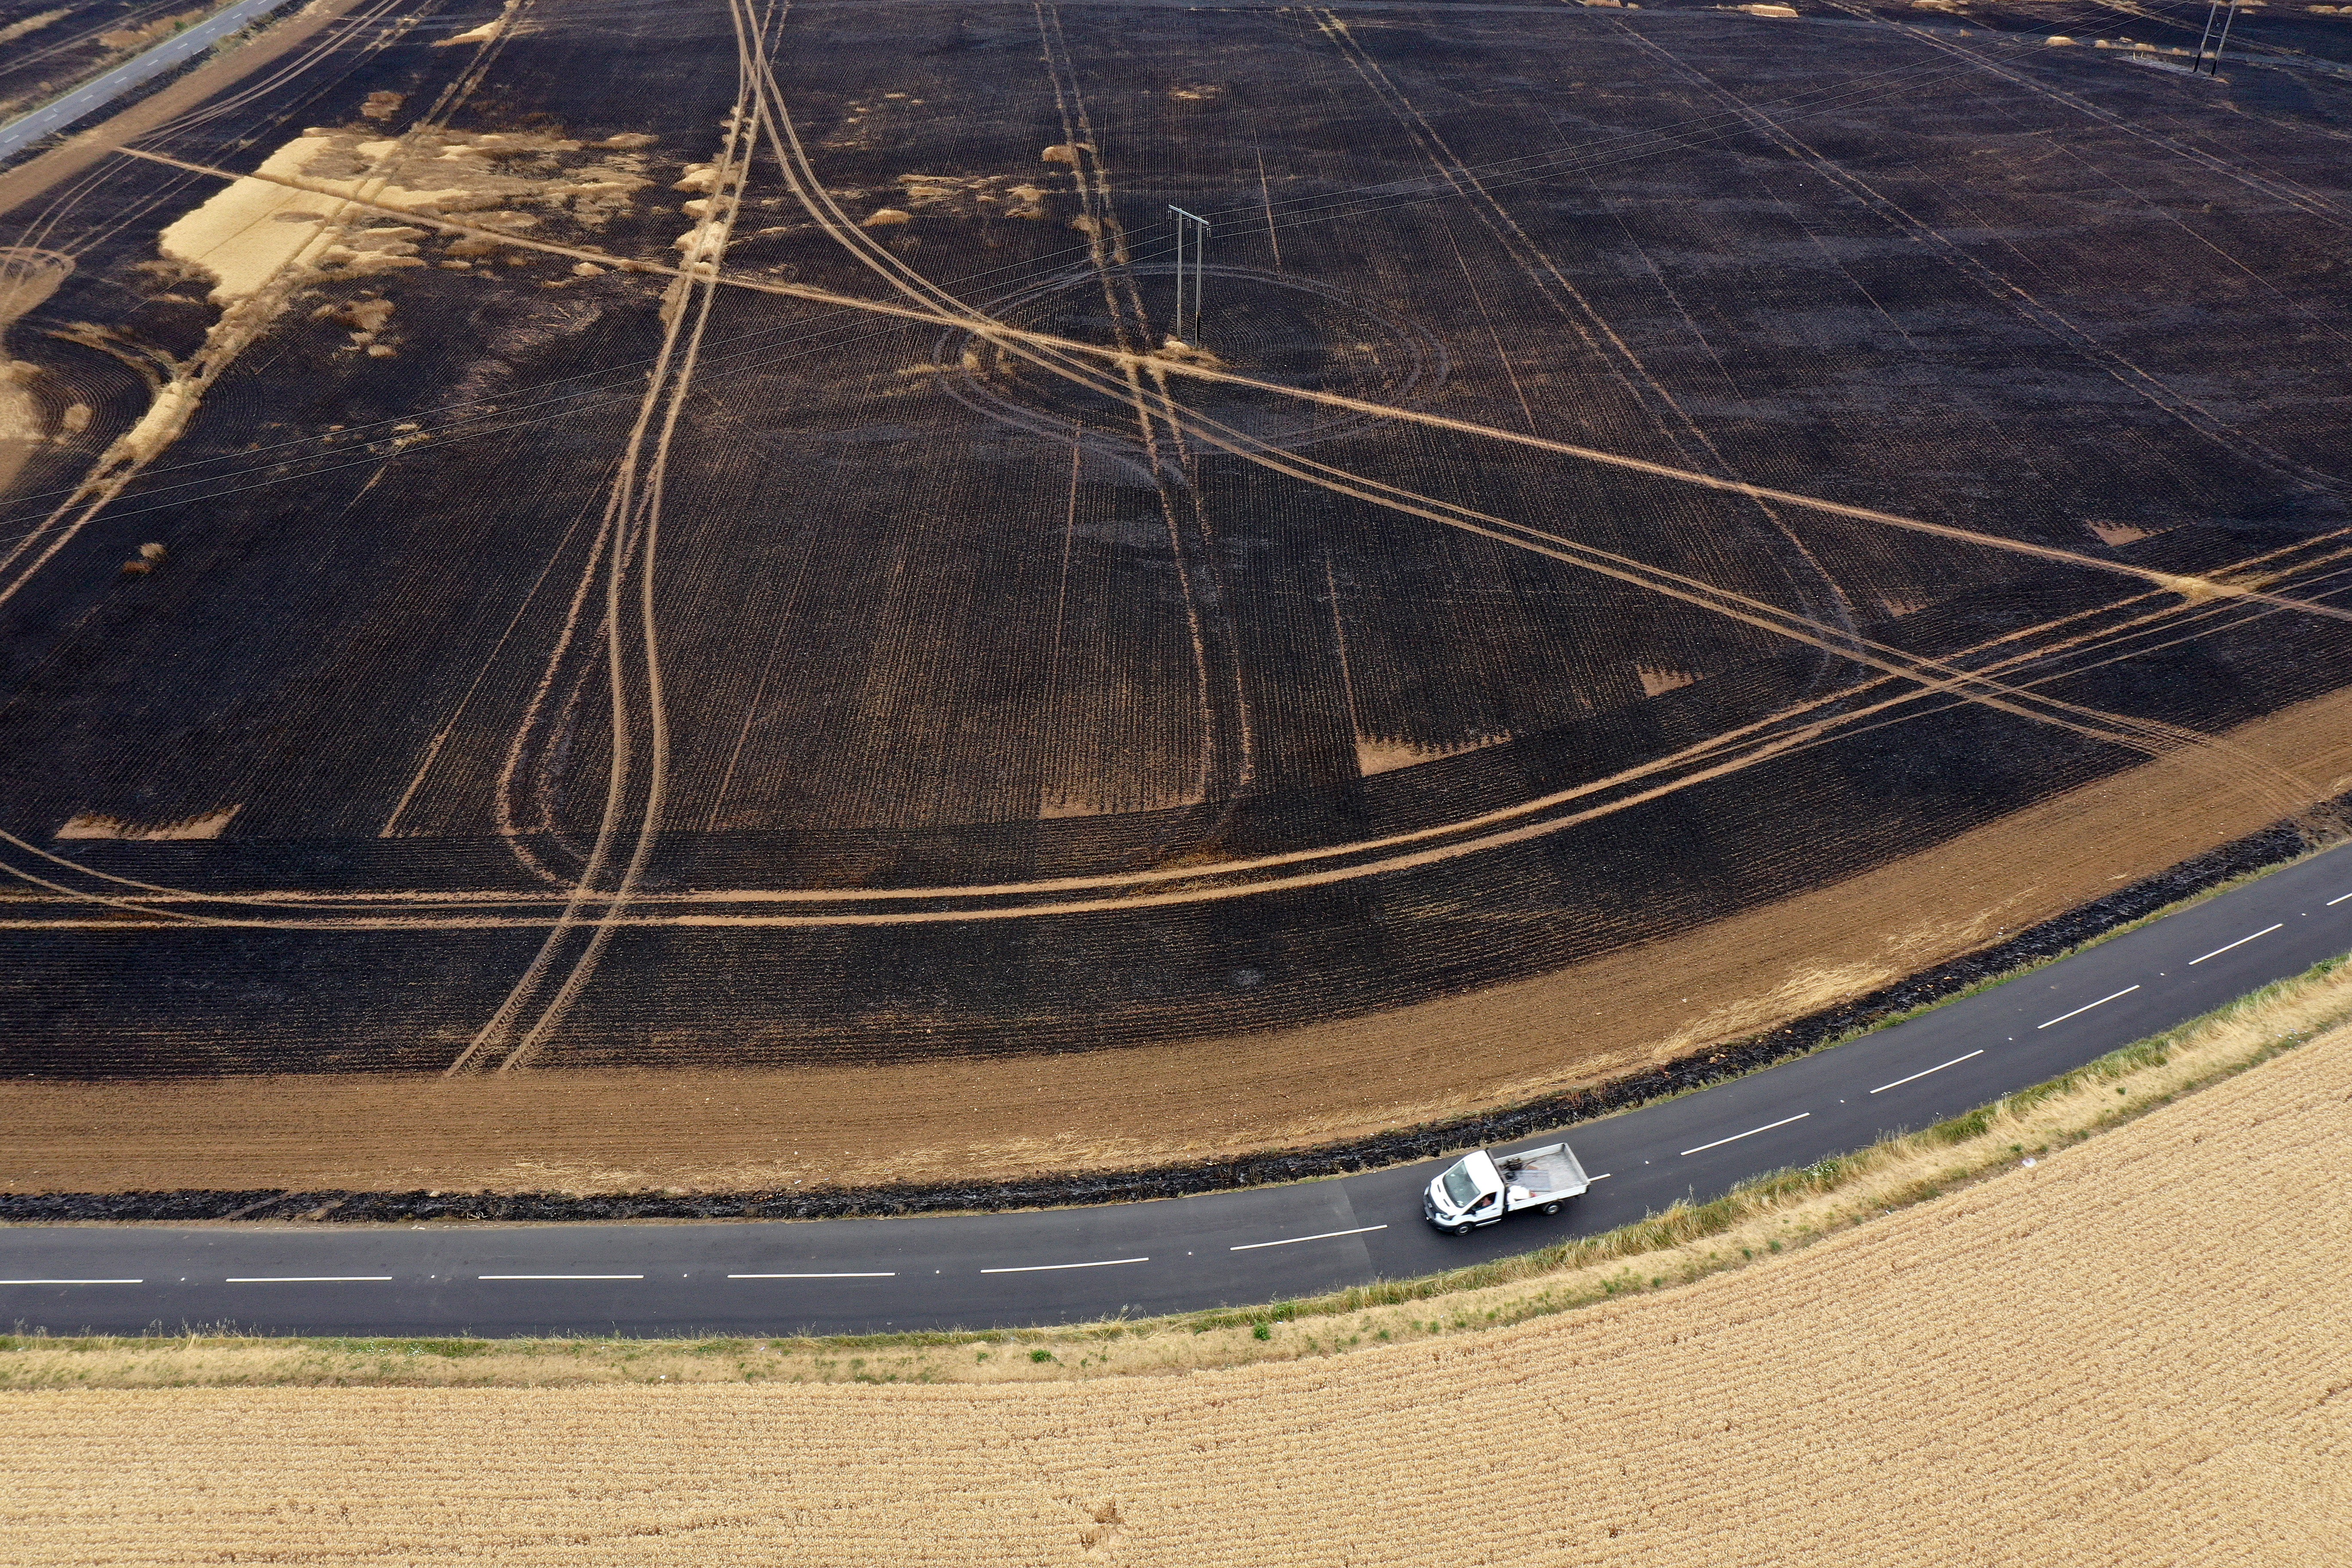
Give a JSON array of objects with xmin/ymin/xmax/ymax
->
[
  {"xmin": 1680, "ymin": 1112, "xmax": 1809, "ymax": 1158},
  {"xmin": 476, "ymin": 1274, "xmax": 645, "ymax": 1280},
  {"xmin": 726, "ymin": 1272, "xmax": 896, "ymax": 1279},
  {"xmin": 980, "ymin": 1257, "xmax": 1148, "ymax": 1274},
  {"xmin": 1868, "ymin": 1049, "xmax": 1985, "ymax": 1095},
  {"xmin": 1230, "ymin": 1224, "xmax": 1388, "ymax": 1252},
  {"xmin": 224, "ymin": 1276, "xmax": 392, "ymax": 1283},
  {"xmin": 2037, "ymin": 984, "xmax": 2140, "ymax": 1029},
  {"xmin": 2188, "ymin": 924, "xmax": 2283, "ymax": 965},
  {"xmin": 0, "ymin": 1279, "xmax": 143, "ymax": 1285}
]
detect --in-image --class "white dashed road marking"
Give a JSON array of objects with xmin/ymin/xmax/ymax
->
[
  {"xmin": 1230, "ymin": 1225, "xmax": 1387, "ymax": 1252},
  {"xmin": 2037, "ymin": 985, "xmax": 2139, "ymax": 1029},
  {"xmin": 1868, "ymin": 1049, "xmax": 1984, "ymax": 1095},
  {"xmin": 2188, "ymin": 924, "xmax": 2282, "ymax": 965},
  {"xmin": 1680, "ymin": 1112, "xmax": 1809, "ymax": 1158},
  {"xmin": 980, "ymin": 1257, "xmax": 1148, "ymax": 1274},
  {"xmin": 726, "ymin": 1272, "xmax": 897, "ymax": 1279}
]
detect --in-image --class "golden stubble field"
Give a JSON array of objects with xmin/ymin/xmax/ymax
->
[{"xmin": 5, "ymin": 1003, "xmax": 2346, "ymax": 1563}]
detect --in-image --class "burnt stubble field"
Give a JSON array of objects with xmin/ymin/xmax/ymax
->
[{"xmin": 2, "ymin": 0, "xmax": 2349, "ymax": 1189}]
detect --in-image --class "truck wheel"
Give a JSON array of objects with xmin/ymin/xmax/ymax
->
[
  {"xmin": 1541, "ymin": 1202, "xmax": 1561, "ymax": 1216},
  {"xmin": 1448, "ymin": 1222, "xmax": 1474, "ymax": 1237}
]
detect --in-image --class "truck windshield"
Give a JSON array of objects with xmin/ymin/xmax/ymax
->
[{"xmin": 1440, "ymin": 1161, "xmax": 1480, "ymax": 1210}]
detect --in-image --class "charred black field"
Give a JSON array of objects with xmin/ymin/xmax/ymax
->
[{"xmin": 2, "ymin": 0, "xmax": 2349, "ymax": 1108}]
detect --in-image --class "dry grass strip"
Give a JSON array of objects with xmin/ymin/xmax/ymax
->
[{"xmin": 3, "ymin": 974, "xmax": 2349, "ymax": 1563}]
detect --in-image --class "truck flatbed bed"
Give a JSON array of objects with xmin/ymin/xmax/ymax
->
[{"xmin": 1494, "ymin": 1142, "xmax": 1589, "ymax": 1199}]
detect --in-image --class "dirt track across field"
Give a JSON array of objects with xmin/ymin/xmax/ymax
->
[
  {"xmin": 9, "ymin": 679, "xmax": 2348, "ymax": 1197},
  {"xmin": 5, "ymin": 956, "xmax": 2345, "ymax": 1565}
]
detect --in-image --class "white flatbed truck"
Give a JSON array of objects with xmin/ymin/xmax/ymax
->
[{"xmin": 1423, "ymin": 1142, "xmax": 1591, "ymax": 1235}]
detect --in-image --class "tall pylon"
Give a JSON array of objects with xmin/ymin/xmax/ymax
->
[
  {"xmin": 1169, "ymin": 205, "xmax": 1209, "ymax": 346},
  {"xmin": 2190, "ymin": 0, "xmax": 2239, "ymax": 74}
]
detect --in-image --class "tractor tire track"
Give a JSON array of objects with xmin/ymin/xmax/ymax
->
[
  {"xmin": 1032, "ymin": 0, "xmax": 1256, "ymax": 824},
  {"xmin": 9, "ymin": 190, "xmax": 2333, "ymax": 931},
  {"xmin": 449, "ymin": 68, "xmax": 764, "ymax": 1072},
  {"xmin": 1305, "ymin": 7, "xmax": 1865, "ymax": 666},
  {"xmin": 6, "ymin": 530, "xmax": 2345, "ymax": 935},
  {"xmin": 1813, "ymin": 0, "xmax": 2352, "ymax": 232},
  {"xmin": 18, "ymin": 527, "xmax": 2343, "ymax": 921},
  {"xmin": 1611, "ymin": 18, "xmax": 2349, "ymax": 500},
  {"xmin": 9, "ymin": 37, "xmax": 2343, "ymax": 940}
]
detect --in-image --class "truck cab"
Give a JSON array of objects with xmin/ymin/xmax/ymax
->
[{"xmin": 1424, "ymin": 1142, "xmax": 1590, "ymax": 1234}]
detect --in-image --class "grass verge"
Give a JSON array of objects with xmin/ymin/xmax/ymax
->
[{"xmin": 5, "ymin": 953, "xmax": 2348, "ymax": 1389}]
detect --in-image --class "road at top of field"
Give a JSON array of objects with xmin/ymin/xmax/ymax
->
[{"xmin": 0, "ymin": 0, "xmax": 306, "ymax": 166}]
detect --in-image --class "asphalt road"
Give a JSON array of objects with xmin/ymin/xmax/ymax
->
[
  {"xmin": 5, "ymin": 843, "xmax": 2346, "ymax": 1339},
  {"xmin": 0, "ymin": 0, "xmax": 299, "ymax": 165}
]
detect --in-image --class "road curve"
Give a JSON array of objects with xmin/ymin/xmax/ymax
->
[{"xmin": 4, "ymin": 843, "xmax": 2347, "ymax": 1339}]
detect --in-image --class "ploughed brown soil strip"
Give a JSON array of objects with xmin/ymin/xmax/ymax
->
[
  {"xmin": 4, "ymin": 988, "xmax": 2346, "ymax": 1564},
  {"xmin": 6, "ymin": 683, "xmax": 2349, "ymax": 1198}
]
